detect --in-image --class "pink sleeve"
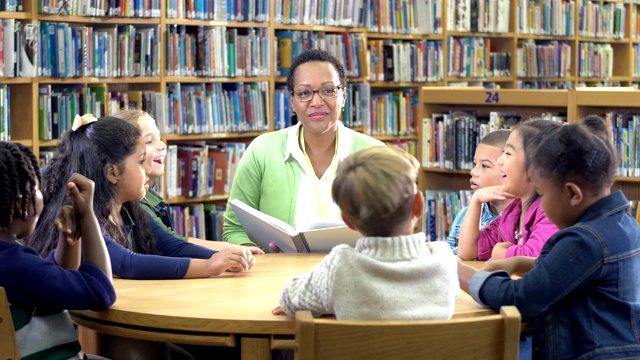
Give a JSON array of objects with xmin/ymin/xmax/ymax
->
[
  {"xmin": 476, "ymin": 218, "xmax": 507, "ymax": 260},
  {"xmin": 504, "ymin": 206, "xmax": 559, "ymax": 258}
]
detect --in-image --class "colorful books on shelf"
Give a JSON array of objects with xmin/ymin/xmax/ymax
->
[
  {"xmin": 369, "ymin": 89, "xmax": 418, "ymax": 136},
  {"xmin": 422, "ymin": 110, "xmax": 525, "ymax": 169},
  {"xmin": 170, "ymin": 203, "xmax": 226, "ymax": 240},
  {"xmin": 229, "ymin": 198, "xmax": 361, "ymax": 253},
  {"xmin": 164, "ymin": 82, "xmax": 269, "ymax": 135},
  {"xmin": 166, "ymin": 25, "xmax": 269, "ymax": 78},
  {"xmin": 165, "ymin": 142, "xmax": 246, "ymax": 199},
  {"xmin": 38, "ymin": 22, "xmax": 160, "ymax": 78},
  {"xmin": 366, "ymin": 39, "xmax": 444, "ymax": 83},
  {"xmin": 0, "ymin": 84, "xmax": 9, "ymax": 141},
  {"xmin": 423, "ymin": 189, "xmax": 473, "ymax": 242},
  {"xmin": 274, "ymin": 30, "xmax": 365, "ymax": 78}
]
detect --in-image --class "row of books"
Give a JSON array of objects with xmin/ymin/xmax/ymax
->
[
  {"xmin": 385, "ymin": 139, "xmax": 417, "ymax": 158},
  {"xmin": 163, "ymin": 82, "xmax": 269, "ymax": 135},
  {"xmin": 0, "ymin": 0, "xmax": 21, "ymax": 11},
  {"xmin": 39, "ymin": 0, "xmax": 161, "ymax": 17},
  {"xmin": 275, "ymin": 0, "xmax": 364, "ymax": 27},
  {"xmin": 38, "ymin": 83, "xmax": 163, "ymax": 140},
  {"xmin": 38, "ymin": 22, "xmax": 160, "ymax": 78},
  {"xmin": 516, "ymin": 40, "xmax": 571, "ymax": 79},
  {"xmin": 633, "ymin": 44, "xmax": 640, "ymax": 77},
  {"xmin": 369, "ymin": 89, "xmax": 418, "ymax": 136},
  {"xmin": 0, "ymin": 85, "xmax": 9, "ymax": 141},
  {"xmin": 170, "ymin": 204, "xmax": 226, "ymax": 240},
  {"xmin": 422, "ymin": 113, "xmax": 566, "ymax": 170},
  {"xmin": 276, "ymin": 30, "xmax": 364, "ymax": 78},
  {"xmin": 447, "ymin": 37, "xmax": 511, "ymax": 78},
  {"xmin": 367, "ymin": 40, "xmax": 444, "ymax": 83},
  {"xmin": 578, "ymin": 1, "xmax": 625, "ymax": 39},
  {"xmin": 163, "ymin": 142, "xmax": 246, "ymax": 199},
  {"xmin": 517, "ymin": 0, "xmax": 575, "ymax": 36},
  {"xmin": 0, "ymin": 20, "xmax": 36, "ymax": 78},
  {"xmin": 167, "ymin": 0, "xmax": 268, "ymax": 21},
  {"xmin": 423, "ymin": 189, "xmax": 473, "ymax": 242},
  {"xmin": 448, "ymin": 0, "xmax": 510, "ymax": 33},
  {"xmin": 633, "ymin": 7, "xmax": 640, "ymax": 39},
  {"xmin": 367, "ymin": 0, "xmax": 443, "ymax": 34},
  {"xmin": 607, "ymin": 112, "xmax": 640, "ymax": 178},
  {"xmin": 628, "ymin": 201, "xmax": 640, "ymax": 224},
  {"xmin": 577, "ymin": 42, "xmax": 613, "ymax": 78},
  {"xmin": 517, "ymin": 80, "xmax": 574, "ymax": 89},
  {"xmin": 275, "ymin": 0, "xmax": 443, "ymax": 34},
  {"xmin": 166, "ymin": 25, "xmax": 269, "ymax": 78}
]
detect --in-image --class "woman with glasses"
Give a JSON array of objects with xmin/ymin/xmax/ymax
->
[{"xmin": 223, "ymin": 49, "xmax": 384, "ymax": 249}]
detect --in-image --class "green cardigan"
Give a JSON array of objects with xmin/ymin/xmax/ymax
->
[{"xmin": 223, "ymin": 123, "xmax": 384, "ymax": 247}]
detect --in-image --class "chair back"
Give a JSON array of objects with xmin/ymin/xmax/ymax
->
[
  {"xmin": 0, "ymin": 287, "xmax": 19, "ymax": 360},
  {"xmin": 295, "ymin": 306, "xmax": 521, "ymax": 360}
]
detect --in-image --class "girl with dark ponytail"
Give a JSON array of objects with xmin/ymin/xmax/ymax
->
[{"xmin": 28, "ymin": 116, "xmax": 255, "ymax": 280}]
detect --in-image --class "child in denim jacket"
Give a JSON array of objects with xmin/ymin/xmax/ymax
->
[{"xmin": 458, "ymin": 116, "xmax": 640, "ymax": 359}]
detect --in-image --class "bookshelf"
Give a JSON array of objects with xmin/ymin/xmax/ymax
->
[
  {"xmin": 4, "ymin": 0, "xmax": 640, "ymax": 212},
  {"xmin": 573, "ymin": 88, "xmax": 640, "ymax": 200}
]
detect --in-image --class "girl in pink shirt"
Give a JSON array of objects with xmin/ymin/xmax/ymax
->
[{"xmin": 458, "ymin": 120, "xmax": 560, "ymax": 260}]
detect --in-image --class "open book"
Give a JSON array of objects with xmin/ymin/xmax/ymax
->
[{"xmin": 229, "ymin": 198, "xmax": 362, "ymax": 253}]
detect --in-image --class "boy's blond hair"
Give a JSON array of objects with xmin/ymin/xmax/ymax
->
[
  {"xmin": 332, "ymin": 146, "xmax": 419, "ymax": 237},
  {"xmin": 112, "ymin": 108, "xmax": 148, "ymax": 125}
]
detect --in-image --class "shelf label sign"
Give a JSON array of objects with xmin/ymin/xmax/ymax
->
[{"xmin": 485, "ymin": 92, "xmax": 500, "ymax": 104}]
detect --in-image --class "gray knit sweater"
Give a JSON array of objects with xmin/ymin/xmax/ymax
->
[{"xmin": 279, "ymin": 233, "xmax": 459, "ymax": 320}]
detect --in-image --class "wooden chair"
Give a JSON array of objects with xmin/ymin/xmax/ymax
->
[
  {"xmin": 0, "ymin": 287, "xmax": 19, "ymax": 360},
  {"xmin": 295, "ymin": 306, "xmax": 521, "ymax": 360}
]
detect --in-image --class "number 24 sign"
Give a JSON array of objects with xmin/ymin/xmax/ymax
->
[{"xmin": 485, "ymin": 92, "xmax": 500, "ymax": 103}]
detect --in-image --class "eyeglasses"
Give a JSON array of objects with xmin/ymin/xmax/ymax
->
[{"xmin": 291, "ymin": 85, "xmax": 343, "ymax": 102}]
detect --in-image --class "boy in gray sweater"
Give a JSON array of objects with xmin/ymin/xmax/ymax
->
[{"xmin": 273, "ymin": 146, "xmax": 458, "ymax": 320}]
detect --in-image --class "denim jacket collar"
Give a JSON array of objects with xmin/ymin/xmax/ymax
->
[{"xmin": 575, "ymin": 190, "xmax": 628, "ymax": 224}]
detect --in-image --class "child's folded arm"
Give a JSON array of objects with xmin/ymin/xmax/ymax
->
[
  {"xmin": 9, "ymin": 245, "xmax": 115, "ymax": 311},
  {"xmin": 279, "ymin": 248, "xmax": 342, "ymax": 317}
]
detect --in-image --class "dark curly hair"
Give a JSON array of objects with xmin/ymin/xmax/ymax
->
[
  {"xmin": 0, "ymin": 142, "xmax": 41, "ymax": 231},
  {"xmin": 529, "ymin": 115, "xmax": 617, "ymax": 190},
  {"xmin": 27, "ymin": 117, "xmax": 157, "ymax": 257},
  {"xmin": 286, "ymin": 49, "xmax": 347, "ymax": 92}
]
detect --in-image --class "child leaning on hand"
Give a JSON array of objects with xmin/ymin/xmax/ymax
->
[{"xmin": 272, "ymin": 146, "xmax": 459, "ymax": 320}]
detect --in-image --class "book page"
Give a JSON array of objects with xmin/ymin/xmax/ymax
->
[
  {"xmin": 229, "ymin": 199, "xmax": 299, "ymax": 253},
  {"xmin": 300, "ymin": 226, "xmax": 362, "ymax": 253}
]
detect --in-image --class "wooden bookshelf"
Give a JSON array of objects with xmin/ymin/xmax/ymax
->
[{"xmin": 573, "ymin": 88, "xmax": 640, "ymax": 200}]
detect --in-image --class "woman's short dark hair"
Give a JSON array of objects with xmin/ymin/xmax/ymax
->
[{"xmin": 286, "ymin": 49, "xmax": 347, "ymax": 92}]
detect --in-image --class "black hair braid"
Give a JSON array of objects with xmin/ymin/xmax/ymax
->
[
  {"xmin": 0, "ymin": 143, "xmax": 39, "ymax": 230},
  {"xmin": 12, "ymin": 143, "xmax": 40, "ymax": 220},
  {"xmin": 0, "ymin": 145, "xmax": 17, "ymax": 230}
]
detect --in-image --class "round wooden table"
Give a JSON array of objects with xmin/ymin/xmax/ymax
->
[{"xmin": 72, "ymin": 253, "xmax": 492, "ymax": 360}]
